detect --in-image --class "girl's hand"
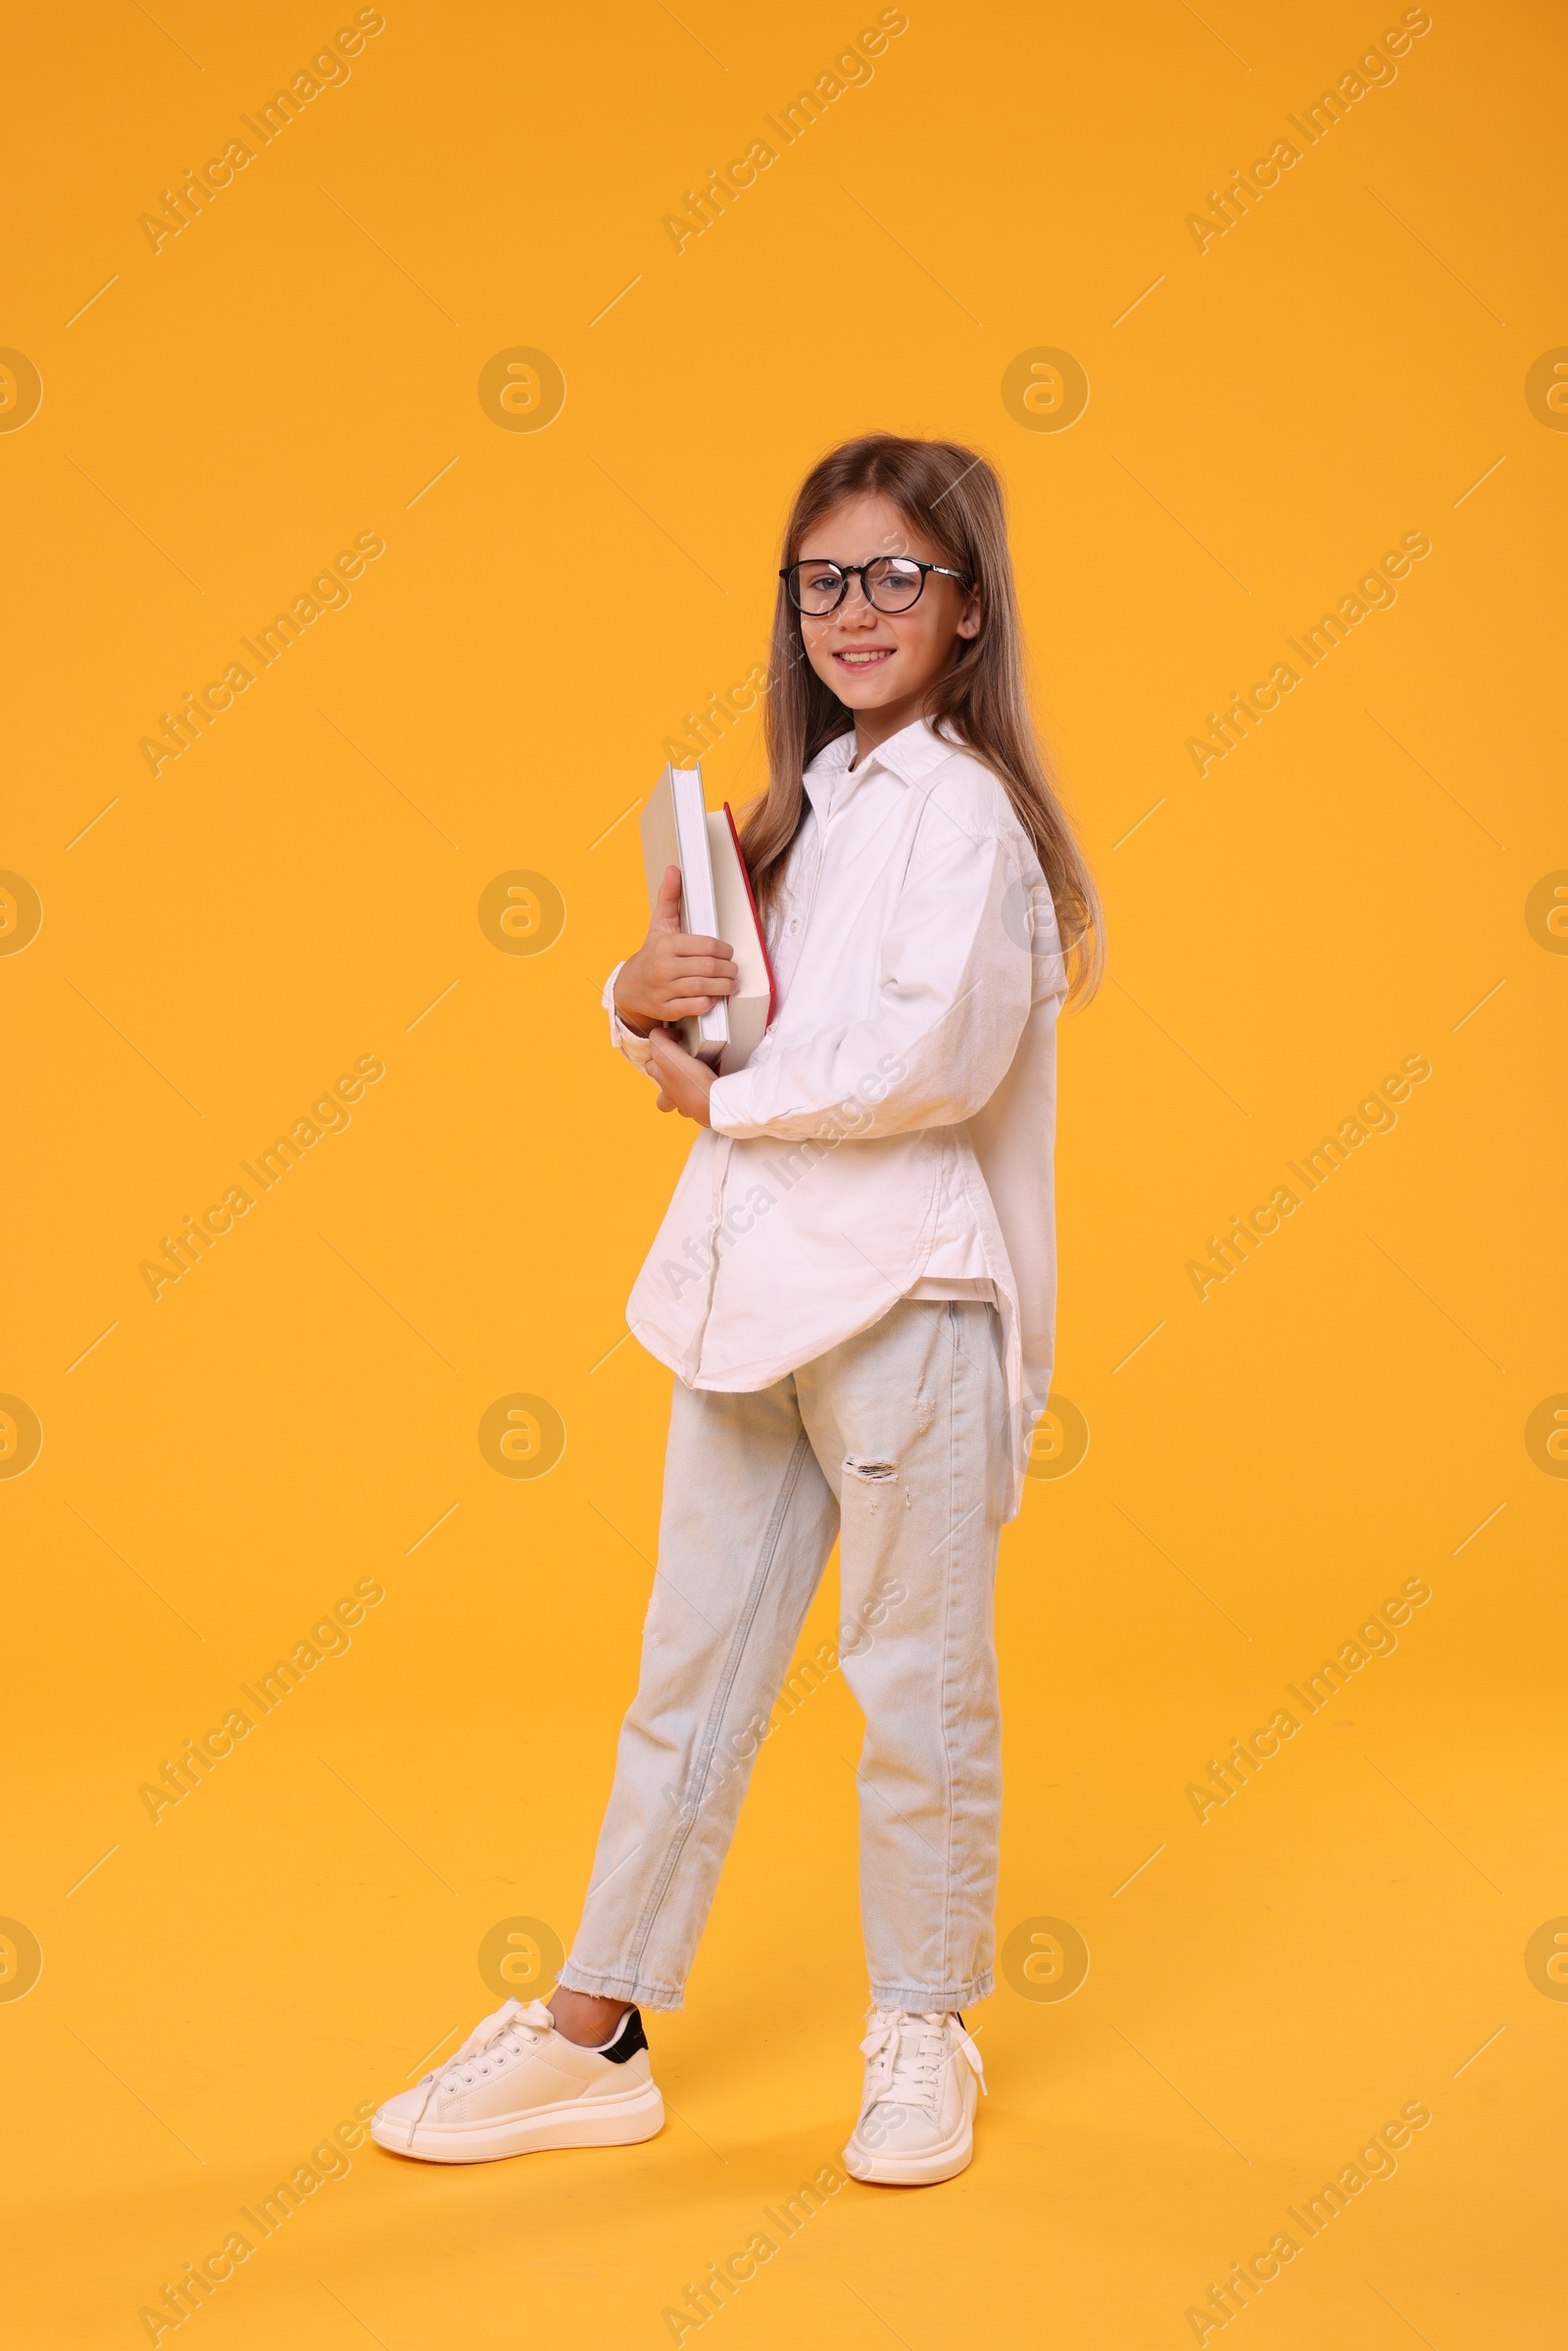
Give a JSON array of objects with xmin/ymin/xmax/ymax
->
[
  {"xmin": 614, "ymin": 865, "xmax": 737, "ymax": 1037},
  {"xmin": 647, "ymin": 1029, "xmax": 716, "ymax": 1126}
]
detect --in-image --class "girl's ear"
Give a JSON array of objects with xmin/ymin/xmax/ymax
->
[{"xmin": 956, "ymin": 590, "xmax": 982, "ymax": 640}]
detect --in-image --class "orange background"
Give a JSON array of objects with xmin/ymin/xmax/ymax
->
[{"xmin": 4, "ymin": 1, "xmax": 1565, "ymax": 2343}]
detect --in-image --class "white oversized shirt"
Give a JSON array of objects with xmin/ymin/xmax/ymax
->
[{"xmin": 606, "ymin": 716, "xmax": 1067, "ymax": 1520}]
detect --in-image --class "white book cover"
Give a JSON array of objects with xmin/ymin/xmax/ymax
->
[{"xmin": 638, "ymin": 763, "xmax": 774, "ymax": 1071}]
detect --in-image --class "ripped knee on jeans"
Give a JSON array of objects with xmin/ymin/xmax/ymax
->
[{"xmin": 845, "ymin": 1454, "xmax": 898, "ymax": 1484}]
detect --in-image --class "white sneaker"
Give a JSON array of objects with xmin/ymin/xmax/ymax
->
[
  {"xmin": 844, "ymin": 2008, "xmax": 986, "ymax": 2184},
  {"xmin": 371, "ymin": 1997, "xmax": 663, "ymax": 2163}
]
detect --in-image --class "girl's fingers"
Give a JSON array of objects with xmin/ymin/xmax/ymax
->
[
  {"xmin": 662, "ymin": 981, "xmax": 733, "ymax": 1005},
  {"xmin": 663, "ymin": 957, "xmax": 738, "ymax": 983}
]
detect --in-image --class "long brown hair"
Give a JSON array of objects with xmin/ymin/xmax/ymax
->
[{"xmin": 743, "ymin": 432, "xmax": 1102, "ymax": 1002}]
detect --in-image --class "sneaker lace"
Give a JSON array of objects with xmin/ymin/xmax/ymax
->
[
  {"xmin": 401, "ymin": 1997, "xmax": 554, "ymax": 2141},
  {"xmin": 858, "ymin": 2009, "xmax": 986, "ymax": 2119}
]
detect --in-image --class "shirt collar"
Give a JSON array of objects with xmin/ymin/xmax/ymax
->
[{"xmin": 802, "ymin": 715, "xmax": 955, "ymax": 816}]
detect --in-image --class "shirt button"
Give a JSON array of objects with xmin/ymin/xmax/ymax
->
[{"xmin": 788, "ymin": 918, "xmax": 800, "ymax": 933}]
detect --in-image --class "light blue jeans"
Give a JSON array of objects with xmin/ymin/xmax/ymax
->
[{"xmin": 558, "ymin": 1299, "xmax": 1008, "ymax": 2013}]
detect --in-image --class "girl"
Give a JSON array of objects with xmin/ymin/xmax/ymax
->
[{"xmin": 373, "ymin": 433, "xmax": 1101, "ymax": 2185}]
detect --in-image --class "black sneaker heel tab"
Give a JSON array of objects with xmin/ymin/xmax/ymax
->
[{"xmin": 601, "ymin": 2006, "xmax": 648, "ymax": 2065}]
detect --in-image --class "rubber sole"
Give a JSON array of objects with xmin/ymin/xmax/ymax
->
[
  {"xmin": 370, "ymin": 2081, "xmax": 664, "ymax": 2163},
  {"xmin": 844, "ymin": 2135, "xmax": 973, "ymax": 2184},
  {"xmin": 844, "ymin": 2093, "xmax": 977, "ymax": 2185}
]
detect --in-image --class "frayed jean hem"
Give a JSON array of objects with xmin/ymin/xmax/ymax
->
[
  {"xmin": 870, "ymin": 1968, "xmax": 994, "ymax": 2013},
  {"xmin": 555, "ymin": 1960, "xmax": 685, "ymax": 2014}
]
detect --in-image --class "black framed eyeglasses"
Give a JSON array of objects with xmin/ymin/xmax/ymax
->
[{"xmin": 780, "ymin": 556, "xmax": 971, "ymax": 615}]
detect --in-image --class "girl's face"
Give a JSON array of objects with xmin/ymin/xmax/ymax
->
[{"xmin": 795, "ymin": 492, "xmax": 981, "ymax": 733}]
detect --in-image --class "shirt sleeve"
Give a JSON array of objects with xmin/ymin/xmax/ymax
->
[
  {"xmin": 707, "ymin": 822, "xmax": 1034, "ymax": 1143},
  {"xmin": 602, "ymin": 962, "xmax": 654, "ymax": 1069}
]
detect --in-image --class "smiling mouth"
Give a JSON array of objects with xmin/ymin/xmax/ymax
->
[{"xmin": 833, "ymin": 647, "xmax": 893, "ymax": 669}]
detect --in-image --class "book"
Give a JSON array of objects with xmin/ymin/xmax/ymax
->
[
  {"xmin": 639, "ymin": 763, "xmax": 775, "ymax": 1073},
  {"xmin": 640, "ymin": 763, "xmax": 724, "ymax": 1061}
]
